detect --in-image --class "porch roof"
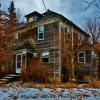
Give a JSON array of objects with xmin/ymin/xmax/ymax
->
[{"xmin": 15, "ymin": 41, "xmax": 35, "ymax": 52}]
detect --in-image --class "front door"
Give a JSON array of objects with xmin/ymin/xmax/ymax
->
[{"xmin": 16, "ymin": 54, "xmax": 22, "ymax": 73}]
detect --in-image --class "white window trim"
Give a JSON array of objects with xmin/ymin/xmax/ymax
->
[
  {"xmin": 16, "ymin": 54, "xmax": 22, "ymax": 73},
  {"xmin": 38, "ymin": 26, "xmax": 44, "ymax": 40},
  {"xmin": 78, "ymin": 52, "xmax": 85, "ymax": 63}
]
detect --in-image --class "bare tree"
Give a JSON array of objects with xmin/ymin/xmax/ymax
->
[
  {"xmin": 83, "ymin": 0, "xmax": 100, "ymax": 10},
  {"xmin": 82, "ymin": 0, "xmax": 100, "ymax": 18},
  {"xmin": 84, "ymin": 17, "xmax": 100, "ymax": 45},
  {"xmin": 83, "ymin": 17, "xmax": 100, "ymax": 80}
]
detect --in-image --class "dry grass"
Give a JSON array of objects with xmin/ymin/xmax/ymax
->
[
  {"xmin": 1, "ymin": 80, "xmax": 100, "ymax": 89},
  {"xmin": 91, "ymin": 81, "xmax": 100, "ymax": 88},
  {"xmin": 15, "ymin": 81, "xmax": 78, "ymax": 89}
]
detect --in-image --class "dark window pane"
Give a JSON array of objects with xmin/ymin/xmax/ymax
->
[
  {"xmin": 17, "ymin": 55, "xmax": 21, "ymax": 61},
  {"xmin": 79, "ymin": 53, "xmax": 84, "ymax": 57},
  {"xmin": 42, "ymin": 58, "xmax": 49, "ymax": 62},
  {"xmin": 79, "ymin": 58, "xmax": 84, "ymax": 62},
  {"xmin": 17, "ymin": 62, "xmax": 21, "ymax": 68},
  {"xmin": 39, "ymin": 33, "xmax": 44, "ymax": 39}
]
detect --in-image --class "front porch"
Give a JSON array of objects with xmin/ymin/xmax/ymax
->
[{"xmin": 13, "ymin": 42, "xmax": 35, "ymax": 74}]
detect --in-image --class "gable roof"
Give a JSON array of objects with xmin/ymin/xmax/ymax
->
[
  {"xmin": 15, "ymin": 9, "xmax": 89, "ymax": 37},
  {"xmin": 41, "ymin": 10, "xmax": 89, "ymax": 36},
  {"xmin": 16, "ymin": 41, "xmax": 35, "ymax": 51},
  {"xmin": 25, "ymin": 11, "xmax": 42, "ymax": 18}
]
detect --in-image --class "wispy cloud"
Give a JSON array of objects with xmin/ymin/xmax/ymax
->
[{"xmin": 1, "ymin": 0, "xmax": 97, "ymax": 27}]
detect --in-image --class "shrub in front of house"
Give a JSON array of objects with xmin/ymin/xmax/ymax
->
[
  {"xmin": 61, "ymin": 65, "xmax": 70, "ymax": 82},
  {"xmin": 0, "ymin": 60, "xmax": 13, "ymax": 78},
  {"xmin": 48, "ymin": 76, "xmax": 61, "ymax": 84},
  {"xmin": 21, "ymin": 58, "xmax": 52, "ymax": 83},
  {"xmin": 75, "ymin": 67, "xmax": 85, "ymax": 82}
]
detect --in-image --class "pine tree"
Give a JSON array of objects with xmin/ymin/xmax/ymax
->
[
  {"xmin": 8, "ymin": 1, "xmax": 18, "ymax": 28},
  {"xmin": 6, "ymin": 1, "xmax": 19, "ymax": 50}
]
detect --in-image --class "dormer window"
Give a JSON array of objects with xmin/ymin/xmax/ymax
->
[
  {"xmin": 28, "ymin": 17, "xmax": 33, "ymax": 22},
  {"xmin": 25, "ymin": 11, "xmax": 42, "ymax": 23},
  {"xmin": 38, "ymin": 26, "xmax": 44, "ymax": 40}
]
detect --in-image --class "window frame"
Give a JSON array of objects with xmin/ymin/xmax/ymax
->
[
  {"xmin": 38, "ymin": 25, "xmax": 44, "ymax": 40},
  {"xmin": 78, "ymin": 52, "xmax": 85, "ymax": 63},
  {"xmin": 16, "ymin": 54, "xmax": 22, "ymax": 68}
]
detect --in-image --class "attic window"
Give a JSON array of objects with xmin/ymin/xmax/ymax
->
[
  {"xmin": 28, "ymin": 17, "xmax": 33, "ymax": 22},
  {"xmin": 38, "ymin": 26, "xmax": 44, "ymax": 40}
]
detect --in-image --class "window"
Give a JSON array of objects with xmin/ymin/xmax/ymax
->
[
  {"xmin": 42, "ymin": 51, "xmax": 49, "ymax": 62},
  {"xmin": 28, "ymin": 17, "xmax": 33, "ymax": 22},
  {"xmin": 78, "ymin": 52, "xmax": 85, "ymax": 63},
  {"xmin": 38, "ymin": 26, "xmax": 44, "ymax": 40},
  {"xmin": 16, "ymin": 54, "xmax": 22, "ymax": 68},
  {"xmin": 67, "ymin": 26, "xmax": 69, "ymax": 33},
  {"xmin": 78, "ymin": 34, "xmax": 81, "ymax": 45},
  {"xmin": 14, "ymin": 33, "xmax": 18, "ymax": 44}
]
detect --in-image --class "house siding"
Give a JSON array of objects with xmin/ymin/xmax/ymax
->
[{"xmin": 13, "ymin": 10, "xmax": 95, "ymax": 79}]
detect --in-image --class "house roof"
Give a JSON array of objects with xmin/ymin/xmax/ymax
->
[
  {"xmin": 16, "ymin": 41, "xmax": 35, "ymax": 52},
  {"xmin": 15, "ymin": 9, "xmax": 89, "ymax": 37},
  {"xmin": 25, "ymin": 11, "xmax": 42, "ymax": 18},
  {"xmin": 41, "ymin": 10, "xmax": 89, "ymax": 36}
]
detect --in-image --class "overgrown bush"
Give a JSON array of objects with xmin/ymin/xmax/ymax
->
[
  {"xmin": 0, "ymin": 60, "xmax": 13, "ymax": 78},
  {"xmin": 48, "ymin": 77, "xmax": 61, "ymax": 84},
  {"xmin": 61, "ymin": 65, "xmax": 69, "ymax": 82},
  {"xmin": 21, "ymin": 58, "xmax": 52, "ymax": 83},
  {"xmin": 75, "ymin": 68, "xmax": 85, "ymax": 81}
]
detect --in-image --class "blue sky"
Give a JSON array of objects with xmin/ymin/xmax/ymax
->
[{"xmin": 1, "ymin": 0, "xmax": 97, "ymax": 27}]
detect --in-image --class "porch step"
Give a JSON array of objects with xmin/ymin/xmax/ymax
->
[
  {"xmin": 0, "ymin": 74, "xmax": 20, "ymax": 83},
  {"xmin": 7, "ymin": 74, "xmax": 20, "ymax": 77}
]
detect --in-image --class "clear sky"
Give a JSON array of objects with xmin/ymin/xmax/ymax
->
[{"xmin": 1, "ymin": 0, "xmax": 98, "ymax": 27}]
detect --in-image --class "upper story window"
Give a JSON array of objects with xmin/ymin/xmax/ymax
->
[
  {"xmin": 38, "ymin": 26, "xmax": 44, "ymax": 40},
  {"xmin": 78, "ymin": 33, "xmax": 84, "ymax": 45},
  {"xmin": 78, "ymin": 52, "xmax": 85, "ymax": 63},
  {"xmin": 14, "ymin": 33, "xmax": 18, "ymax": 44},
  {"xmin": 78, "ymin": 34, "xmax": 81, "ymax": 45},
  {"xmin": 67, "ymin": 26, "xmax": 70, "ymax": 33}
]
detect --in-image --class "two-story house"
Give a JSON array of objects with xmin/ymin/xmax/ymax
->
[{"xmin": 13, "ymin": 10, "xmax": 96, "ymax": 80}]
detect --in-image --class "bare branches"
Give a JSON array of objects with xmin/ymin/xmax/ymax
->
[
  {"xmin": 83, "ymin": 17, "xmax": 100, "ymax": 45},
  {"xmin": 83, "ymin": 0, "xmax": 100, "ymax": 10}
]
